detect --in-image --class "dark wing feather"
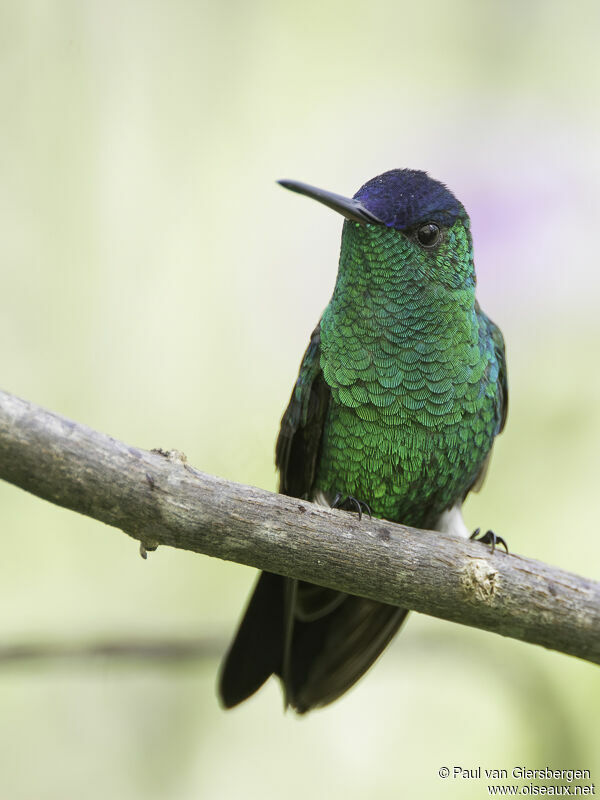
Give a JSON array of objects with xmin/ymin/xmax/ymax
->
[
  {"xmin": 275, "ymin": 324, "xmax": 330, "ymax": 497},
  {"xmin": 490, "ymin": 318, "xmax": 508, "ymax": 435},
  {"xmin": 464, "ymin": 310, "xmax": 508, "ymax": 497}
]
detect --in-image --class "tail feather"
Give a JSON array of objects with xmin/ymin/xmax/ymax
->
[
  {"xmin": 219, "ymin": 572, "xmax": 285, "ymax": 708},
  {"xmin": 288, "ymin": 593, "xmax": 408, "ymax": 713},
  {"xmin": 219, "ymin": 571, "xmax": 408, "ymax": 712}
]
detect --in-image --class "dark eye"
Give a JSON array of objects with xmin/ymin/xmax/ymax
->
[{"xmin": 416, "ymin": 222, "xmax": 441, "ymax": 248}]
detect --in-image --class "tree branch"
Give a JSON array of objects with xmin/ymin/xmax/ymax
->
[
  {"xmin": 0, "ymin": 388, "xmax": 599, "ymax": 666},
  {"xmin": 0, "ymin": 636, "xmax": 225, "ymax": 665}
]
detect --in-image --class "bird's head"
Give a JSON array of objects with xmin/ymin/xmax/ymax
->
[{"xmin": 279, "ymin": 169, "xmax": 474, "ymax": 290}]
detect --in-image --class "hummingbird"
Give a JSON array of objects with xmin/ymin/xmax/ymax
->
[{"xmin": 219, "ymin": 169, "xmax": 508, "ymax": 713}]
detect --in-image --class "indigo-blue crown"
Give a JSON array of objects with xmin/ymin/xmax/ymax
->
[{"xmin": 354, "ymin": 169, "xmax": 465, "ymax": 231}]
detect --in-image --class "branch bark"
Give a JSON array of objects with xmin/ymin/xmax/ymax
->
[{"xmin": 0, "ymin": 388, "xmax": 599, "ymax": 665}]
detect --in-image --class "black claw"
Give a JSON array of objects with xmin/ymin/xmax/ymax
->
[
  {"xmin": 330, "ymin": 494, "xmax": 372, "ymax": 521},
  {"xmin": 470, "ymin": 528, "xmax": 509, "ymax": 555},
  {"xmin": 331, "ymin": 492, "xmax": 344, "ymax": 510},
  {"xmin": 357, "ymin": 499, "xmax": 372, "ymax": 519}
]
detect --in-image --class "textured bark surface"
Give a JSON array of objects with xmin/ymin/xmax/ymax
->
[{"xmin": 0, "ymin": 388, "xmax": 599, "ymax": 665}]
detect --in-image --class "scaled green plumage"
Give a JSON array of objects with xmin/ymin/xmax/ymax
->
[{"xmin": 313, "ymin": 218, "xmax": 505, "ymax": 526}]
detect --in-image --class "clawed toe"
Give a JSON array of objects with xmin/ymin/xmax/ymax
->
[
  {"xmin": 331, "ymin": 493, "xmax": 372, "ymax": 520},
  {"xmin": 470, "ymin": 528, "xmax": 509, "ymax": 555}
]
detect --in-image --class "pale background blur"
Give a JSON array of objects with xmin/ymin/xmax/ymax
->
[{"xmin": 1, "ymin": 1, "xmax": 599, "ymax": 798}]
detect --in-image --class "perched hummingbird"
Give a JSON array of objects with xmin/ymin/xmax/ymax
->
[{"xmin": 219, "ymin": 169, "xmax": 508, "ymax": 713}]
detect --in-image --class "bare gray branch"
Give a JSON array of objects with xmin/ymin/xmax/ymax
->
[{"xmin": 0, "ymin": 388, "xmax": 598, "ymax": 665}]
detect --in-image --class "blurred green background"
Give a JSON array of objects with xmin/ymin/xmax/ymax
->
[{"xmin": 1, "ymin": 1, "xmax": 599, "ymax": 798}]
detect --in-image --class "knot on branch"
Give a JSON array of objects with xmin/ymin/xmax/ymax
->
[{"xmin": 461, "ymin": 558, "xmax": 500, "ymax": 602}]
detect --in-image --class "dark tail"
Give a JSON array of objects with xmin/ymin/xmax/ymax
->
[
  {"xmin": 219, "ymin": 571, "xmax": 409, "ymax": 713},
  {"xmin": 219, "ymin": 572, "xmax": 287, "ymax": 709}
]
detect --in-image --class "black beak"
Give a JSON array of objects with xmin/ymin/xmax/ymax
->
[{"xmin": 277, "ymin": 179, "xmax": 383, "ymax": 225}]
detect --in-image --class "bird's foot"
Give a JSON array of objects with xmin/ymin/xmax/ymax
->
[
  {"xmin": 331, "ymin": 492, "xmax": 372, "ymax": 520},
  {"xmin": 470, "ymin": 528, "xmax": 509, "ymax": 555}
]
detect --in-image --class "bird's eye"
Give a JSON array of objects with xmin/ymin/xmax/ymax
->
[{"xmin": 416, "ymin": 223, "xmax": 441, "ymax": 248}]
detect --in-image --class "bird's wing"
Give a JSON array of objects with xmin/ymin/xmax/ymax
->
[
  {"xmin": 489, "ymin": 317, "xmax": 508, "ymax": 435},
  {"xmin": 465, "ymin": 309, "xmax": 508, "ymax": 496},
  {"xmin": 275, "ymin": 323, "xmax": 330, "ymax": 497}
]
